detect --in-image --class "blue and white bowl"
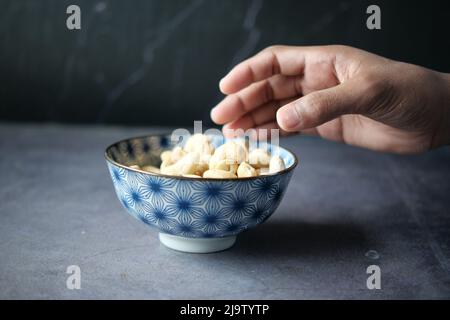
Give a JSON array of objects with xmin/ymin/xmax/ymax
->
[{"xmin": 105, "ymin": 134, "xmax": 298, "ymax": 253}]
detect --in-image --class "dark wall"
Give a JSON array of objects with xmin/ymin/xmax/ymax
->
[{"xmin": 1, "ymin": 0, "xmax": 449, "ymax": 126}]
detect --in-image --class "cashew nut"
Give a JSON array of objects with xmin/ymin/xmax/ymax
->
[
  {"xmin": 155, "ymin": 134, "xmax": 289, "ymax": 178},
  {"xmin": 182, "ymin": 174, "xmax": 202, "ymax": 178},
  {"xmin": 209, "ymin": 155, "xmax": 238, "ymax": 174},
  {"xmin": 161, "ymin": 152, "xmax": 207, "ymax": 176},
  {"xmin": 269, "ymin": 155, "xmax": 285, "ymax": 173},
  {"xmin": 203, "ymin": 169, "xmax": 237, "ymax": 179},
  {"xmin": 257, "ymin": 167, "xmax": 270, "ymax": 175},
  {"xmin": 213, "ymin": 141, "xmax": 248, "ymax": 164},
  {"xmin": 160, "ymin": 150, "xmax": 173, "ymax": 164},
  {"xmin": 248, "ymin": 148, "xmax": 271, "ymax": 168},
  {"xmin": 184, "ymin": 133, "xmax": 215, "ymax": 155},
  {"xmin": 237, "ymin": 162, "xmax": 257, "ymax": 178}
]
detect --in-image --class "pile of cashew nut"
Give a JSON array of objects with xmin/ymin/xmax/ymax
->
[{"xmin": 130, "ymin": 134, "xmax": 286, "ymax": 178}]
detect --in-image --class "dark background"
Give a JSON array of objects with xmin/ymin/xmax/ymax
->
[{"xmin": 0, "ymin": 0, "xmax": 449, "ymax": 127}]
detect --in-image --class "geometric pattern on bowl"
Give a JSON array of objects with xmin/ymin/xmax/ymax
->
[{"xmin": 106, "ymin": 134, "xmax": 297, "ymax": 238}]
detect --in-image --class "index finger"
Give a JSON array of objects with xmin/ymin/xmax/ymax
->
[{"xmin": 219, "ymin": 45, "xmax": 308, "ymax": 94}]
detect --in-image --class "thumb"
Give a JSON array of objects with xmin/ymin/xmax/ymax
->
[{"xmin": 276, "ymin": 79, "xmax": 364, "ymax": 131}]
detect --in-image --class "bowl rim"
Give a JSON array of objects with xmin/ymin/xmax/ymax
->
[{"xmin": 104, "ymin": 133, "xmax": 299, "ymax": 181}]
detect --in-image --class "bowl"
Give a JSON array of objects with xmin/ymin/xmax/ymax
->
[{"xmin": 105, "ymin": 134, "xmax": 298, "ymax": 253}]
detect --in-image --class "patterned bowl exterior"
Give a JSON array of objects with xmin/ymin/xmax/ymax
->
[{"xmin": 105, "ymin": 134, "xmax": 297, "ymax": 238}]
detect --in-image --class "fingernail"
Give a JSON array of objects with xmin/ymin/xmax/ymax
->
[
  {"xmin": 210, "ymin": 107, "xmax": 218, "ymax": 121},
  {"xmin": 278, "ymin": 103, "xmax": 302, "ymax": 129}
]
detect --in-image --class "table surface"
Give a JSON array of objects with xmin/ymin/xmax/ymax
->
[{"xmin": 0, "ymin": 122, "xmax": 449, "ymax": 299}]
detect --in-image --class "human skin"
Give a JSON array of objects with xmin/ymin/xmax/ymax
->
[{"xmin": 211, "ymin": 45, "xmax": 450, "ymax": 154}]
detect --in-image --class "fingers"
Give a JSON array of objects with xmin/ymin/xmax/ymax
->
[
  {"xmin": 222, "ymin": 102, "xmax": 279, "ymax": 133},
  {"xmin": 219, "ymin": 45, "xmax": 308, "ymax": 94},
  {"xmin": 277, "ymin": 80, "xmax": 360, "ymax": 132},
  {"xmin": 212, "ymin": 80, "xmax": 274, "ymax": 125},
  {"xmin": 222, "ymin": 98, "xmax": 295, "ymax": 132},
  {"xmin": 211, "ymin": 75, "xmax": 302, "ymax": 125}
]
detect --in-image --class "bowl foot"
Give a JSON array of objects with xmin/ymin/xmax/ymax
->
[{"xmin": 159, "ymin": 233, "xmax": 237, "ymax": 253}]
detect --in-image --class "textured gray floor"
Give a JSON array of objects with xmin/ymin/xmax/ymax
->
[{"xmin": 0, "ymin": 122, "xmax": 449, "ymax": 299}]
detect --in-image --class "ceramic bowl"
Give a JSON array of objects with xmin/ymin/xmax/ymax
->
[{"xmin": 105, "ymin": 134, "xmax": 298, "ymax": 253}]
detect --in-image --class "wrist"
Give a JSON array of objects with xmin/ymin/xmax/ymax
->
[{"xmin": 435, "ymin": 72, "xmax": 450, "ymax": 148}]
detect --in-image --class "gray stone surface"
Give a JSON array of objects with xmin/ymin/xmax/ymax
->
[{"xmin": 0, "ymin": 122, "xmax": 449, "ymax": 299}]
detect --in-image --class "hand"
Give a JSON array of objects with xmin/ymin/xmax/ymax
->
[{"xmin": 211, "ymin": 45, "xmax": 450, "ymax": 154}]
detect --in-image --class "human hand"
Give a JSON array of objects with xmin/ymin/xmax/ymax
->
[{"xmin": 211, "ymin": 45, "xmax": 450, "ymax": 154}]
